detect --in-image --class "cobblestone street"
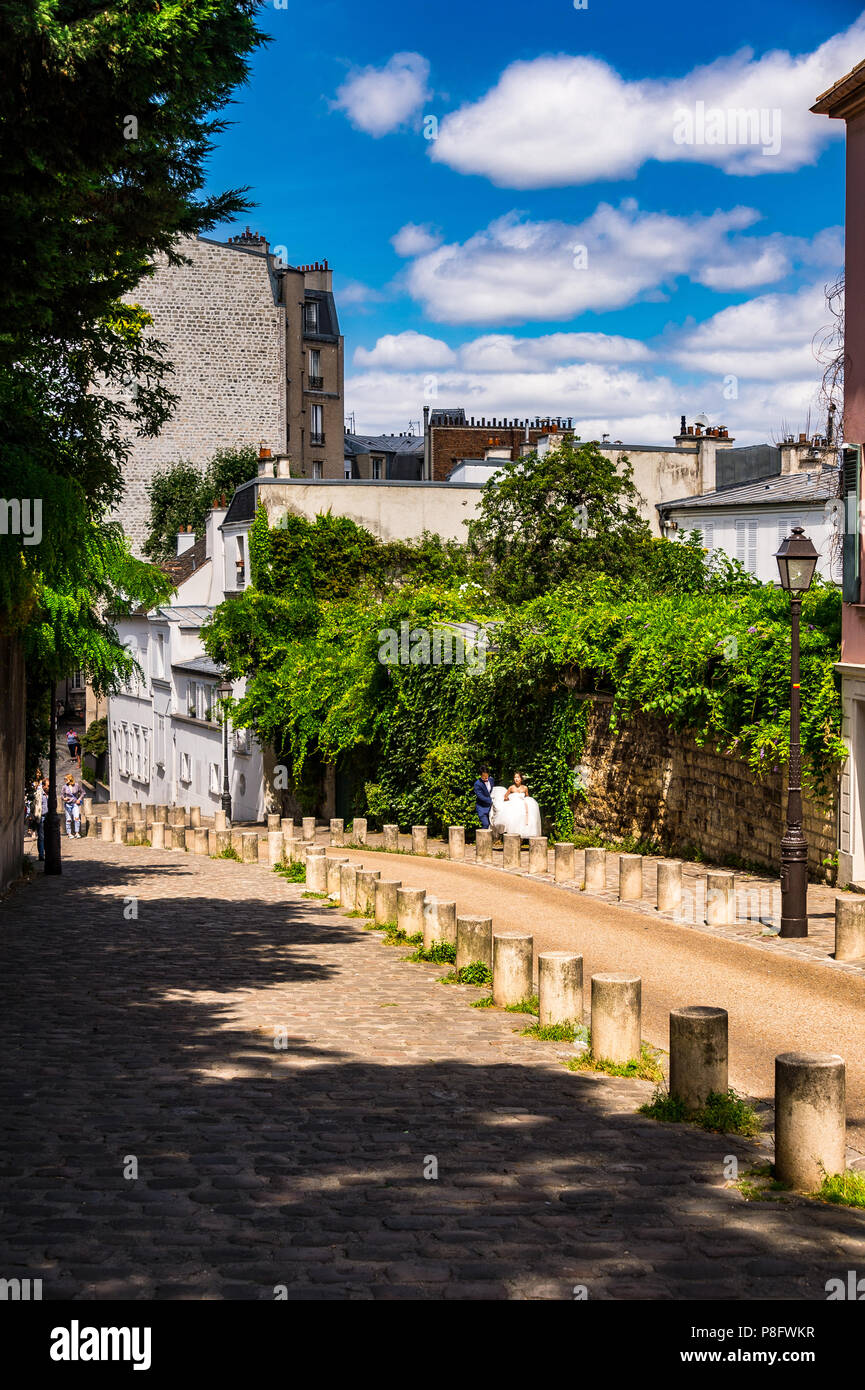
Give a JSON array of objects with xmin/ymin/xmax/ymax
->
[{"xmin": 2, "ymin": 839, "xmax": 864, "ymax": 1301}]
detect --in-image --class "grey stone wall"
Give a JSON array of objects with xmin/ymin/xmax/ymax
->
[
  {"xmin": 122, "ymin": 237, "xmax": 286, "ymax": 554},
  {"xmin": 573, "ymin": 698, "xmax": 838, "ymax": 880}
]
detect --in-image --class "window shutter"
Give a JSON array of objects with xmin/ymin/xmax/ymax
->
[
  {"xmin": 702, "ymin": 522, "xmax": 714, "ymax": 552},
  {"xmin": 842, "ymin": 445, "xmax": 861, "ymax": 603}
]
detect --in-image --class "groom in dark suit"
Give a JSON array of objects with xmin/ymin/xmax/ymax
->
[{"xmin": 473, "ymin": 766, "xmax": 494, "ymax": 829}]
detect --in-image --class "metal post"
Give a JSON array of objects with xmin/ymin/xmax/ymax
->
[
  {"xmin": 221, "ymin": 710, "xmax": 232, "ymax": 827},
  {"xmin": 780, "ymin": 595, "xmax": 808, "ymax": 937},
  {"xmin": 44, "ymin": 695, "xmax": 62, "ymax": 875}
]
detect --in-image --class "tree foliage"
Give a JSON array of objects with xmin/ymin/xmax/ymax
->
[{"xmin": 143, "ymin": 446, "xmax": 259, "ymax": 559}]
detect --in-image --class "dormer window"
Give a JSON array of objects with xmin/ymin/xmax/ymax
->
[{"xmin": 304, "ymin": 300, "xmax": 319, "ymax": 333}]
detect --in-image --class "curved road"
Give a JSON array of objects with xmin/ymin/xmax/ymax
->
[{"xmin": 339, "ymin": 848, "xmax": 865, "ymax": 1140}]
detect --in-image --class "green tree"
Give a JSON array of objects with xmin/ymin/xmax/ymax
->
[
  {"xmin": 467, "ymin": 435, "xmax": 651, "ymax": 602},
  {"xmin": 143, "ymin": 446, "xmax": 260, "ymax": 560}
]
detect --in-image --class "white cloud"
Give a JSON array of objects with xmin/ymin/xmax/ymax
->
[
  {"xmin": 428, "ymin": 20, "xmax": 865, "ymax": 187},
  {"xmin": 334, "ymin": 52, "xmax": 430, "ymax": 137},
  {"xmin": 399, "ymin": 201, "xmax": 832, "ymax": 325},
  {"xmin": 668, "ymin": 281, "xmax": 835, "ymax": 380},
  {"xmin": 457, "ymin": 332, "xmax": 653, "ymax": 370},
  {"xmin": 391, "ymin": 223, "xmax": 443, "ymax": 257},
  {"xmin": 353, "ymin": 331, "xmax": 455, "ymax": 368}
]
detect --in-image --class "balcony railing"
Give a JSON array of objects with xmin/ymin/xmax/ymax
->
[
  {"xmin": 307, "ymin": 375, "xmax": 324, "ymax": 390},
  {"xmin": 310, "ymin": 432, "xmax": 325, "ymax": 446}
]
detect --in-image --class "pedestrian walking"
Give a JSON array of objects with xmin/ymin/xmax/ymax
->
[
  {"xmin": 65, "ymin": 728, "xmax": 81, "ymax": 766},
  {"xmin": 34, "ymin": 777, "xmax": 49, "ymax": 861},
  {"xmin": 61, "ymin": 774, "xmax": 83, "ymax": 838}
]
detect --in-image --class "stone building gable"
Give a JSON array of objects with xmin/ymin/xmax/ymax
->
[{"xmin": 121, "ymin": 236, "xmax": 286, "ymax": 554}]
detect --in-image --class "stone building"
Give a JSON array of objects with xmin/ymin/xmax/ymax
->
[{"xmin": 122, "ymin": 229, "xmax": 344, "ymax": 553}]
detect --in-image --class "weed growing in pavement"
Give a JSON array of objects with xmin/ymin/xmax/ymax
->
[
  {"xmin": 504, "ymin": 995, "xmax": 539, "ymax": 1016},
  {"xmin": 470, "ymin": 996, "xmax": 495, "ymax": 1008},
  {"xmin": 436, "ymin": 961, "xmax": 493, "ymax": 987},
  {"xmin": 407, "ymin": 941, "xmax": 456, "ymax": 964},
  {"xmin": 816, "ymin": 1170, "xmax": 865, "ymax": 1209},
  {"xmin": 641, "ymin": 1086, "xmax": 760, "ymax": 1135},
  {"xmin": 567, "ymin": 1042, "xmax": 664, "ymax": 1084},
  {"xmin": 734, "ymin": 1164, "xmax": 792, "ymax": 1201},
  {"xmin": 346, "ymin": 908, "xmax": 372, "ymax": 918},
  {"xmin": 214, "ymin": 845, "xmax": 241, "ymax": 861},
  {"xmin": 274, "ymin": 860, "xmax": 305, "ymax": 883},
  {"xmin": 522, "ymin": 1020, "xmax": 582, "ymax": 1041},
  {"xmin": 302, "ymin": 890, "xmax": 329, "ymax": 899}
]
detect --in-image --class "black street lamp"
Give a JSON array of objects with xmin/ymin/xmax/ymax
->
[
  {"xmin": 775, "ymin": 526, "xmax": 819, "ymax": 938},
  {"xmin": 217, "ymin": 675, "xmax": 233, "ymax": 826}
]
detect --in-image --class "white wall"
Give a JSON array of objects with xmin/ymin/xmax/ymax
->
[{"xmin": 668, "ymin": 505, "xmax": 841, "ymax": 585}]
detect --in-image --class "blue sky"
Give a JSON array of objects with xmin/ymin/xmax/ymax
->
[{"xmin": 208, "ymin": 0, "xmax": 864, "ymax": 444}]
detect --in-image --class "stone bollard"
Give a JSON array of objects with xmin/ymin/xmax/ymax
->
[
  {"xmin": 153, "ymin": 805, "xmax": 168, "ymax": 823},
  {"xmin": 411, "ymin": 825, "xmax": 428, "ymax": 856},
  {"xmin": 100, "ymin": 816, "xmax": 114, "ymax": 842},
  {"xmin": 538, "ymin": 952, "xmax": 583, "ymax": 1026},
  {"xmin": 583, "ymin": 846, "xmax": 606, "ymax": 892},
  {"xmin": 131, "ymin": 802, "xmax": 145, "ymax": 822},
  {"xmin": 383, "ymin": 824, "xmax": 400, "ymax": 853},
  {"xmin": 150, "ymin": 821, "xmax": 165, "ymax": 850},
  {"xmin": 340, "ymin": 861, "xmax": 360, "ymax": 910},
  {"xmin": 280, "ymin": 817, "xmax": 295, "ymax": 838},
  {"xmin": 169, "ymin": 825, "xmax": 186, "ymax": 850},
  {"xmin": 375, "ymin": 879, "xmax": 401, "ymax": 925},
  {"xmin": 213, "ymin": 809, "xmax": 227, "ymax": 831},
  {"xmin": 352, "ymin": 818, "xmax": 368, "ymax": 845},
  {"xmin": 493, "ymin": 932, "xmax": 533, "ymax": 1006},
  {"xmin": 302, "ymin": 816, "xmax": 316, "ymax": 841},
  {"xmin": 210, "ymin": 828, "xmax": 230, "ymax": 856},
  {"xmin": 117, "ymin": 801, "xmax": 130, "ymax": 822},
  {"xmin": 268, "ymin": 830, "xmax": 284, "ymax": 865},
  {"xmin": 230, "ymin": 828, "xmax": 244, "ymax": 858},
  {"xmin": 705, "ymin": 870, "xmax": 736, "ymax": 925},
  {"xmin": 356, "ymin": 868, "xmax": 381, "ymax": 915},
  {"xmin": 397, "ymin": 887, "xmax": 426, "ymax": 938},
  {"xmin": 528, "ymin": 836, "xmax": 548, "ymax": 875},
  {"xmin": 190, "ymin": 805, "xmax": 201, "ymax": 828},
  {"xmin": 105, "ymin": 800, "xmax": 118, "ymax": 818},
  {"xmin": 656, "ymin": 859, "xmax": 683, "ymax": 914},
  {"xmin": 184, "ymin": 827, "xmax": 196, "ymax": 853},
  {"xmin": 330, "ymin": 818, "xmax": 344, "ymax": 846},
  {"xmin": 266, "ymin": 812, "xmax": 281, "ymax": 832},
  {"xmin": 82, "ymin": 798, "xmax": 94, "ymax": 835},
  {"xmin": 326, "ymin": 856, "xmax": 348, "ymax": 896},
  {"xmin": 193, "ymin": 827, "xmax": 209, "ymax": 855},
  {"xmin": 257, "ymin": 837, "xmax": 270, "ymax": 864},
  {"xmin": 289, "ymin": 837, "xmax": 309, "ymax": 865},
  {"xmin": 455, "ymin": 916, "xmax": 493, "ymax": 973},
  {"xmin": 669, "ymin": 1007, "xmax": 728, "ymax": 1111},
  {"xmin": 448, "ymin": 826, "xmax": 466, "ymax": 861},
  {"xmin": 554, "ymin": 841, "xmax": 575, "ymax": 883},
  {"xmin": 169, "ymin": 807, "xmax": 185, "ymax": 827},
  {"xmin": 475, "ymin": 829, "xmax": 493, "ymax": 864},
  {"xmin": 305, "ymin": 851, "xmax": 328, "ymax": 894},
  {"xmin": 774, "ymin": 1052, "xmax": 846, "ymax": 1191},
  {"xmin": 114, "ymin": 819, "xmax": 129, "ymax": 845},
  {"xmin": 422, "ymin": 898, "xmax": 457, "ymax": 951},
  {"xmin": 835, "ymin": 894, "xmax": 865, "ymax": 962},
  {"xmin": 502, "ymin": 833, "xmax": 521, "ymax": 870},
  {"xmin": 618, "ymin": 854, "xmax": 643, "ymax": 902},
  {"xmin": 241, "ymin": 832, "xmax": 259, "ymax": 864},
  {"xmin": 591, "ymin": 973, "xmax": 641, "ymax": 1065}
]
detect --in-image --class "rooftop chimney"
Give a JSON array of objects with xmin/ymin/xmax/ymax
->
[{"xmin": 176, "ymin": 527, "xmax": 195, "ymax": 557}]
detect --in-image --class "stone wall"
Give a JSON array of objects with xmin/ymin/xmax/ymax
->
[
  {"xmin": 121, "ymin": 236, "xmax": 286, "ymax": 554},
  {"xmin": 573, "ymin": 698, "xmax": 838, "ymax": 880},
  {"xmin": 0, "ymin": 634, "xmax": 26, "ymax": 892}
]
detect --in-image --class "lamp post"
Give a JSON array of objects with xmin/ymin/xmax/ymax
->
[
  {"xmin": 43, "ymin": 688, "xmax": 62, "ymax": 875},
  {"xmin": 217, "ymin": 675, "xmax": 233, "ymax": 826},
  {"xmin": 774, "ymin": 526, "xmax": 819, "ymax": 938}
]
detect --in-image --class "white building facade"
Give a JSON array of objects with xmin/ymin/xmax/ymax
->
[{"xmin": 108, "ymin": 509, "xmax": 266, "ymax": 822}]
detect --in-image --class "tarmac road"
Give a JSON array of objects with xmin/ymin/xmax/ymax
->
[{"xmin": 341, "ymin": 848, "xmax": 865, "ymax": 1142}]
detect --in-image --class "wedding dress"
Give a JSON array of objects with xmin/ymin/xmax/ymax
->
[{"xmin": 489, "ymin": 785, "xmax": 542, "ymax": 838}]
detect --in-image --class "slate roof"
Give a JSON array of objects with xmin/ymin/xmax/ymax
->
[
  {"xmin": 171, "ymin": 655, "xmax": 224, "ymax": 676},
  {"xmin": 159, "ymin": 534, "xmax": 209, "ymax": 586},
  {"xmin": 344, "ymin": 433, "xmax": 424, "ymax": 457},
  {"xmin": 658, "ymin": 468, "xmax": 841, "ymax": 513},
  {"xmin": 150, "ymin": 605, "xmax": 215, "ymax": 626}
]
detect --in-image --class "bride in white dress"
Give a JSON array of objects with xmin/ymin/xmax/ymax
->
[{"xmin": 489, "ymin": 771, "xmax": 542, "ymax": 839}]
